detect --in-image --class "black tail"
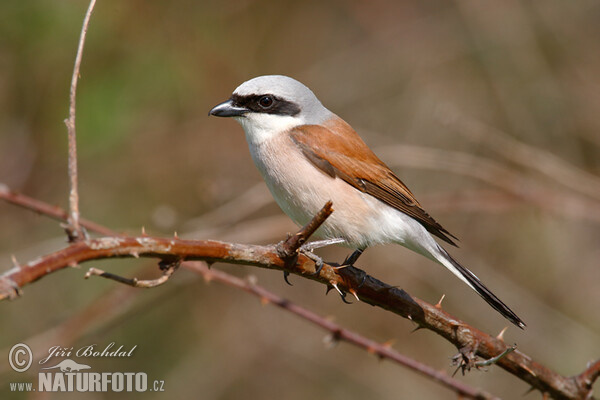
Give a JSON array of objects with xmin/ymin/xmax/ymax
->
[{"xmin": 438, "ymin": 246, "xmax": 526, "ymax": 329}]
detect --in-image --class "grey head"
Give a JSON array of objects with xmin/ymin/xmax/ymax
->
[{"xmin": 209, "ymin": 76, "xmax": 334, "ymax": 138}]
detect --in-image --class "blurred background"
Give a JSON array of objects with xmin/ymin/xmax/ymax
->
[{"xmin": 1, "ymin": 1, "xmax": 599, "ymax": 399}]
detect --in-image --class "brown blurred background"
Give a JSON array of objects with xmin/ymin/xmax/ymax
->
[{"xmin": 1, "ymin": 1, "xmax": 599, "ymax": 399}]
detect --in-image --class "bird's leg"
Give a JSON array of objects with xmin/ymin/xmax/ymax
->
[
  {"xmin": 336, "ymin": 249, "xmax": 368, "ymax": 288},
  {"xmin": 341, "ymin": 249, "xmax": 363, "ymax": 267},
  {"xmin": 301, "ymin": 238, "xmax": 345, "ymax": 251}
]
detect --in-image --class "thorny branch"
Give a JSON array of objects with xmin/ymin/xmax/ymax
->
[
  {"xmin": 0, "ymin": 187, "xmax": 597, "ymax": 399},
  {"xmin": 185, "ymin": 261, "xmax": 498, "ymax": 400}
]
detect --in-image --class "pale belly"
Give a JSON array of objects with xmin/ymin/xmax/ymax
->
[{"xmin": 246, "ymin": 134, "xmax": 429, "ymax": 251}]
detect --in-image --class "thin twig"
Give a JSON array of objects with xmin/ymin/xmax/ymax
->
[
  {"xmin": 84, "ymin": 260, "xmax": 180, "ymax": 288},
  {"xmin": 63, "ymin": 0, "xmax": 97, "ymax": 241},
  {"xmin": 186, "ymin": 261, "xmax": 497, "ymax": 400},
  {"xmin": 475, "ymin": 345, "xmax": 517, "ymax": 367}
]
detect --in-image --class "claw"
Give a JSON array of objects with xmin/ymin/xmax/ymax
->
[
  {"xmin": 357, "ymin": 270, "xmax": 368, "ymax": 288},
  {"xmin": 312, "ymin": 259, "xmax": 324, "ymax": 276},
  {"xmin": 283, "ymin": 271, "xmax": 293, "ymax": 286},
  {"xmin": 300, "ymin": 250, "xmax": 324, "ymax": 276},
  {"xmin": 331, "ymin": 282, "xmax": 352, "ymax": 304}
]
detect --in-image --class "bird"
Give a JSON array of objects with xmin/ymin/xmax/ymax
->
[{"xmin": 209, "ymin": 75, "xmax": 525, "ymax": 328}]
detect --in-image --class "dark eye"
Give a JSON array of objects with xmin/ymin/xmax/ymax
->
[{"xmin": 258, "ymin": 96, "xmax": 274, "ymax": 109}]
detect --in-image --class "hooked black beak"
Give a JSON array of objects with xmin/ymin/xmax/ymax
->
[{"xmin": 208, "ymin": 99, "xmax": 248, "ymax": 117}]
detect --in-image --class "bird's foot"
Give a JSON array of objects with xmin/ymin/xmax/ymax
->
[
  {"xmin": 299, "ymin": 238, "xmax": 344, "ymax": 277},
  {"xmin": 303, "ymin": 251, "xmax": 325, "ymax": 276}
]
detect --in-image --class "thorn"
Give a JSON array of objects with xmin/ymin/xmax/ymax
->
[
  {"xmin": 141, "ymin": 226, "xmax": 147, "ymax": 236},
  {"xmin": 349, "ymin": 288, "xmax": 360, "ymax": 302},
  {"xmin": 330, "ymin": 282, "xmax": 343, "ymax": 297},
  {"xmin": 173, "ymin": 231, "xmax": 179, "ymax": 239},
  {"xmin": 435, "ymin": 294, "xmax": 445, "ymax": 309},
  {"xmin": 331, "ymin": 282, "xmax": 352, "ymax": 304},
  {"xmin": 452, "ymin": 365, "xmax": 462, "ymax": 377},
  {"xmin": 411, "ymin": 325, "xmax": 424, "ymax": 333},
  {"xmin": 10, "ymin": 255, "xmax": 19, "ymax": 268},
  {"xmin": 382, "ymin": 339, "xmax": 395, "ymax": 349},
  {"xmin": 69, "ymin": 262, "xmax": 79, "ymax": 268},
  {"xmin": 131, "ymin": 251, "xmax": 139, "ymax": 259},
  {"xmin": 522, "ymin": 363, "xmax": 537, "ymax": 377},
  {"xmin": 496, "ymin": 327, "xmax": 508, "ymax": 342},
  {"xmin": 407, "ymin": 314, "xmax": 413, "ymax": 321}
]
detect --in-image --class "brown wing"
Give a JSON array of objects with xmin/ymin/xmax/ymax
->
[{"xmin": 289, "ymin": 120, "xmax": 459, "ymax": 247}]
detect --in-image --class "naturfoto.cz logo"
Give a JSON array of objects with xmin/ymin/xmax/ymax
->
[{"xmin": 7, "ymin": 343, "xmax": 165, "ymax": 393}]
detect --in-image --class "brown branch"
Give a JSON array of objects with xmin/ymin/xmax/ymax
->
[
  {"xmin": 0, "ymin": 188, "xmax": 597, "ymax": 399},
  {"xmin": 185, "ymin": 261, "xmax": 497, "ymax": 400},
  {"xmin": 63, "ymin": 0, "xmax": 97, "ymax": 241}
]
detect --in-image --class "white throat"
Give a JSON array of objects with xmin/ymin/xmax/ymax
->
[{"xmin": 235, "ymin": 113, "xmax": 301, "ymax": 146}]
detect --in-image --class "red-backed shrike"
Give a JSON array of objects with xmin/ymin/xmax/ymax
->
[{"xmin": 209, "ymin": 75, "xmax": 525, "ymax": 328}]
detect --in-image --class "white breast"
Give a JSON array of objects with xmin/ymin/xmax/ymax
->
[{"xmin": 244, "ymin": 132, "xmax": 430, "ymax": 250}]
